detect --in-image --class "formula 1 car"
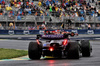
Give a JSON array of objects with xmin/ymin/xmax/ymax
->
[{"xmin": 28, "ymin": 32, "xmax": 92, "ymax": 60}]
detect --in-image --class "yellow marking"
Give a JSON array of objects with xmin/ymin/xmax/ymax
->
[
  {"xmin": 45, "ymin": 56, "xmax": 54, "ymax": 58},
  {"xmin": 0, "ymin": 60, "xmax": 4, "ymax": 61},
  {"xmin": 12, "ymin": 58, "xmax": 24, "ymax": 60},
  {"xmin": 0, "ymin": 39, "xmax": 7, "ymax": 40},
  {"xmin": 0, "ymin": 55, "xmax": 29, "ymax": 61}
]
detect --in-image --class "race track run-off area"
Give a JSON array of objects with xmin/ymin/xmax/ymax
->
[{"xmin": 0, "ymin": 40, "xmax": 100, "ymax": 66}]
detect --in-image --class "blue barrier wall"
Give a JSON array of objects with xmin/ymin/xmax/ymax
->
[{"xmin": 0, "ymin": 29, "xmax": 100, "ymax": 35}]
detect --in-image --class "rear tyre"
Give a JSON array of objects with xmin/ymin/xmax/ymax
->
[
  {"xmin": 81, "ymin": 40, "xmax": 91, "ymax": 57},
  {"xmin": 28, "ymin": 42, "xmax": 42, "ymax": 60},
  {"xmin": 67, "ymin": 42, "xmax": 79, "ymax": 59}
]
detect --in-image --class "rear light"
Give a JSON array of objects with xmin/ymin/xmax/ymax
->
[
  {"xmin": 49, "ymin": 47, "xmax": 54, "ymax": 51},
  {"xmin": 36, "ymin": 39, "xmax": 40, "ymax": 44},
  {"xmin": 63, "ymin": 39, "xmax": 68, "ymax": 45}
]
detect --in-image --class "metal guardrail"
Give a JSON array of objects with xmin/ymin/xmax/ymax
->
[
  {"xmin": 0, "ymin": 15, "xmax": 51, "ymax": 22},
  {"xmin": 0, "ymin": 15, "xmax": 100, "ymax": 22},
  {"xmin": 63, "ymin": 16, "xmax": 100, "ymax": 23}
]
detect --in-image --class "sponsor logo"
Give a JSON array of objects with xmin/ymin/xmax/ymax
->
[
  {"xmin": 71, "ymin": 30, "xmax": 78, "ymax": 33},
  {"xmin": 8, "ymin": 30, "xmax": 14, "ymax": 35},
  {"xmin": 42, "ymin": 35, "xmax": 63, "ymax": 38},
  {"xmin": 23, "ymin": 31, "xmax": 29, "ymax": 35},
  {"xmin": 39, "ymin": 30, "xmax": 44, "ymax": 34},
  {"xmin": 87, "ymin": 30, "xmax": 94, "ymax": 34}
]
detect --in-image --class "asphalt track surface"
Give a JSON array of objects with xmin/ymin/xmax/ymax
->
[{"xmin": 0, "ymin": 40, "xmax": 100, "ymax": 66}]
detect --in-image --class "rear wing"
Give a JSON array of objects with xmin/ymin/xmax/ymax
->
[
  {"xmin": 37, "ymin": 34, "xmax": 65, "ymax": 40},
  {"xmin": 37, "ymin": 34, "xmax": 70, "ymax": 40},
  {"xmin": 42, "ymin": 34, "xmax": 64, "ymax": 39},
  {"xmin": 36, "ymin": 32, "xmax": 78, "ymax": 40}
]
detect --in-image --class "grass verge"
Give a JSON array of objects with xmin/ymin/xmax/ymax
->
[{"xmin": 0, "ymin": 48, "xmax": 28, "ymax": 60}]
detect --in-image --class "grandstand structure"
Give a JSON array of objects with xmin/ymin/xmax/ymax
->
[{"xmin": 0, "ymin": 0, "xmax": 100, "ymax": 30}]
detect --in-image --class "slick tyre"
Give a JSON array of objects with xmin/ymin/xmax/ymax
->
[
  {"xmin": 28, "ymin": 42, "xmax": 42, "ymax": 60},
  {"xmin": 67, "ymin": 42, "xmax": 79, "ymax": 59},
  {"xmin": 81, "ymin": 40, "xmax": 91, "ymax": 57}
]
